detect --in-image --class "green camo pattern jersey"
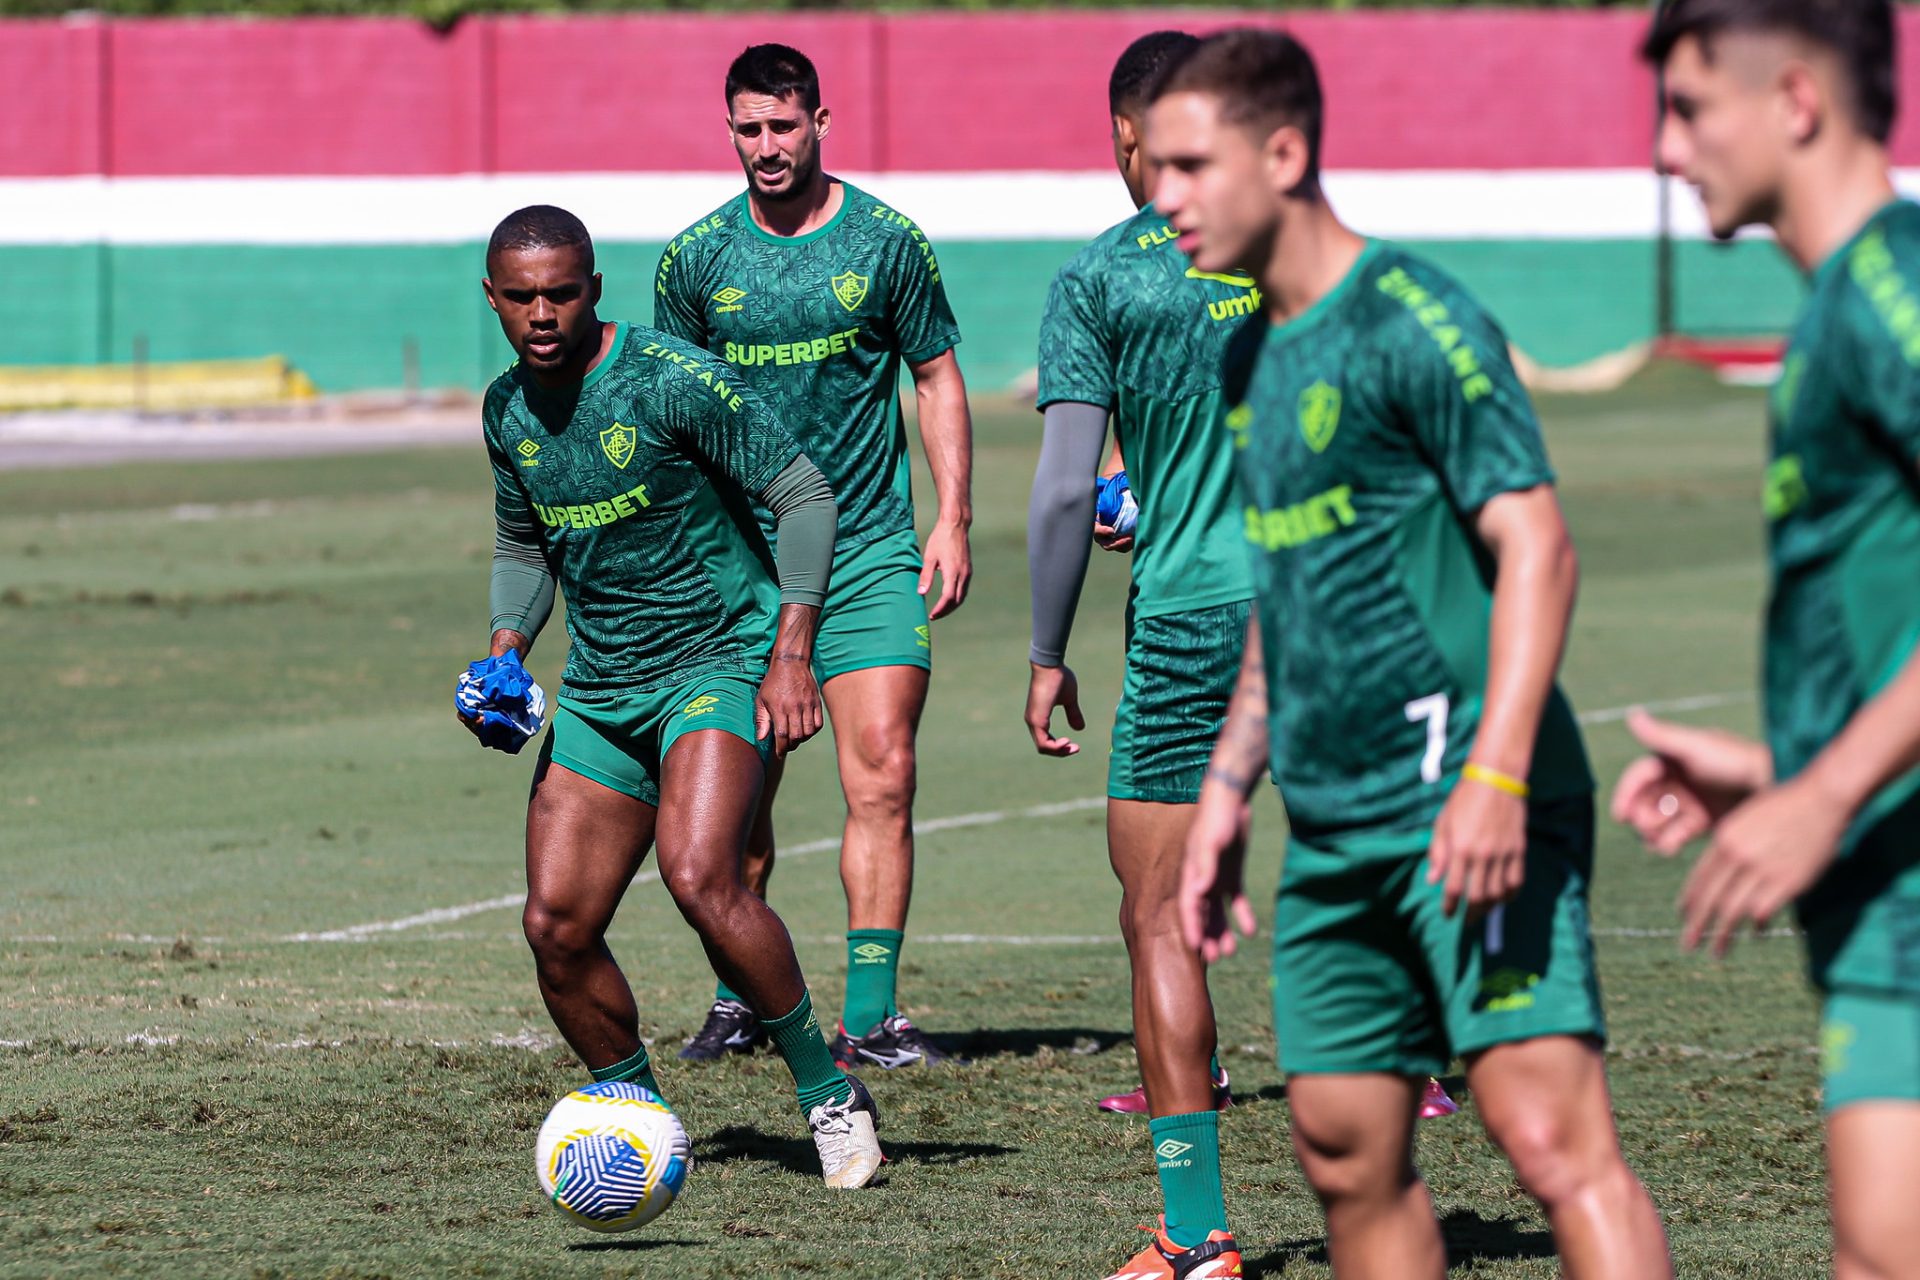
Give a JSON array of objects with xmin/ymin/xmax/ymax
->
[
  {"xmin": 483, "ymin": 321, "xmax": 802, "ymax": 701},
  {"xmin": 1764, "ymin": 199, "xmax": 1920, "ymax": 983},
  {"xmin": 653, "ymin": 181, "xmax": 961, "ymax": 550},
  {"xmin": 1037, "ymin": 206, "xmax": 1256, "ymax": 618},
  {"xmin": 1224, "ymin": 241, "xmax": 1593, "ymax": 854}
]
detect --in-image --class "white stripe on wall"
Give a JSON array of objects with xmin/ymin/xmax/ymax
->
[{"xmin": 9, "ymin": 169, "xmax": 1916, "ymax": 247}]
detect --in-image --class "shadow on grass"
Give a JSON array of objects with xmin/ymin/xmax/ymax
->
[
  {"xmin": 699, "ymin": 1125, "xmax": 1016, "ymax": 1177},
  {"xmin": 955, "ymin": 1026, "xmax": 1133, "ymax": 1059},
  {"xmin": 565, "ymin": 1238, "xmax": 702, "ymax": 1252},
  {"xmin": 1240, "ymin": 1210, "xmax": 1552, "ymax": 1277}
]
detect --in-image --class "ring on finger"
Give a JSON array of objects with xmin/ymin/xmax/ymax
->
[{"xmin": 1657, "ymin": 793, "xmax": 1680, "ymax": 817}]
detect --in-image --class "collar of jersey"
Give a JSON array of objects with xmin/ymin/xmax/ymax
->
[
  {"xmin": 1265, "ymin": 238, "xmax": 1381, "ymax": 346},
  {"xmin": 1810, "ymin": 197, "xmax": 1912, "ymax": 290},
  {"xmin": 522, "ymin": 321, "xmax": 627, "ymax": 403},
  {"xmin": 737, "ymin": 180, "xmax": 853, "ymax": 247}
]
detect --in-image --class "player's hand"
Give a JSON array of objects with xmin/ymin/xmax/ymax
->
[
  {"xmin": 1678, "ymin": 773, "xmax": 1845, "ymax": 956},
  {"xmin": 755, "ymin": 654, "xmax": 824, "ymax": 759},
  {"xmin": 1610, "ymin": 709, "xmax": 1771, "ymax": 856},
  {"xmin": 1427, "ymin": 774, "xmax": 1527, "ymax": 918},
  {"xmin": 1092, "ymin": 520, "xmax": 1134, "ymax": 554},
  {"xmin": 1180, "ymin": 783, "xmax": 1258, "ymax": 962},
  {"xmin": 1025, "ymin": 662, "xmax": 1085, "ymax": 757},
  {"xmin": 919, "ymin": 522, "xmax": 972, "ymax": 620}
]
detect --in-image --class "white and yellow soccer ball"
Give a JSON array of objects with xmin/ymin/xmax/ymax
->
[{"xmin": 534, "ymin": 1082, "xmax": 692, "ymax": 1232}]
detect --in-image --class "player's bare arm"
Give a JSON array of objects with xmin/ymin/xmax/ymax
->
[
  {"xmin": 1179, "ymin": 616, "xmax": 1266, "ymax": 962},
  {"xmin": 757, "ymin": 603, "xmax": 825, "ymax": 758},
  {"xmin": 908, "ymin": 348, "xmax": 973, "ymax": 619},
  {"xmin": 1426, "ymin": 484, "xmax": 1578, "ymax": 918},
  {"xmin": 488, "ymin": 628, "xmax": 530, "ymax": 659},
  {"xmin": 1678, "ymin": 615, "xmax": 1920, "ymax": 956}
]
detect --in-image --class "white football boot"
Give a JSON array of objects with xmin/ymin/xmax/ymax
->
[{"xmin": 807, "ymin": 1073, "xmax": 884, "ymax": 1189}]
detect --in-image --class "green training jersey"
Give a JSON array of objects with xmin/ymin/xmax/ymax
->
[
  {"xmin": 1224, "ymin": 241, "xmax": 1593, "ymax": 854},
  {"xmin": 1037, "ymin": 206, "xmax": 1257, "ymax": 618},
  {"xmin": 1763, "ymin": 199, "xmax": 1920, "ymax": 969},
  {"xmin": 653, "ymin": 181, "xmax": 961, "ymax": 551},
  {"xmin": 483, "ymin": 321, "xmax": 803, "ymax": 701}
]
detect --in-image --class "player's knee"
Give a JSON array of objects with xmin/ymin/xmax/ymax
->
[
  {"xmin": 1118, "ymin": 888, "xmax": 1179, "ymax": 944},
  {"xmin": 1291, "ymin": 1116, "xmax": 1396, "ymax": 1206},
  {"xmin": 1490, "ymin": 1108, "xmax": 1611, "ymax": 1208},
  {"xmin": 845, "ymin": 729, "xmax": 916, "ymax": 816},
  {"xmin": 522, "ymin": 899, "xmax": 600, "ymax": 967},
  {"xmin": 658, "ymin": 856, "xmax": 737, "ymax": 917}
]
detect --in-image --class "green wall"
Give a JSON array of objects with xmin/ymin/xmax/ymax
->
[{"xmin": 5, "ymin": 238, "xmax": 1806, "ymax": 394}]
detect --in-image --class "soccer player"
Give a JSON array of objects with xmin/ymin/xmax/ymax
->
[
  {"xmin": 654, "ymin": 43, "xmax": 973, "ymax": 1070},
  {"xmin": 470, "ymin": 204, "xmax": 882, "ymax": 1190},
  {"xmin": 1616, "ymin": 2, "xmax": 1920, "ymax": 1273},
  {"xmin": 1024, "ymin": 30, "xmax": 1251, "ymax": 1278},
  {"xmin": 1160, "ymin": 33, "xmax": 1673, "ymax": 1278}
]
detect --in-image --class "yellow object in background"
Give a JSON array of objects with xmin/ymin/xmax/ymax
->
[{"xmin": 0, "ymin": 357, "xmax": 318, "ymax": 413}]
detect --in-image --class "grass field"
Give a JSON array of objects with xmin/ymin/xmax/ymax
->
[{"xmin": 0, "ymin": 365, "xmax": 1829, "ymax": 1278}]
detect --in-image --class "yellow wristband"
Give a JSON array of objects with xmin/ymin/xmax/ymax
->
[{"xmin": 1462, "ymin": 762, "xmax": 1530, "ymax": 799}]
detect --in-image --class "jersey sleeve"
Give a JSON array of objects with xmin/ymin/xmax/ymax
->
[
  {"xmin": 1842, "ymin": 227, "xmax": 1920, "ymax": 460},
  {"xmin": 1035, "ymin": 256, "xmax": 1114, "ymax": 410},
  {"xmin": 1383, "ymin": 282, "xmax": 1555, "ymax": 514},
  {"xmin": 481, "ymin": 385, "xmax": 539, "ymax": 541},
  {"xmin": 652, "ymin": 240, "xmax": 710, "ymax": 348},
  {"xmin": 661, "ymin": 352, "xmax": 804, "ymax": 494},
  {"xmin": 881, "ymin": 221, "xmax": 962, "ymax": 365}
]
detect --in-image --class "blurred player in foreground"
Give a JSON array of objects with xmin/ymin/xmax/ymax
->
[
  {"xmin": 1161, "ymin": 32, "xmax": 1672, "ymax": 1277},
  {"xmin": 466, "ymin": 204, "xmax": 882, "ymax": 1190},
  {"xmin": 656, "ymin": 44, "xmax": 972, "ymax": 1069},
  {"xmin": 1617, "ymin": 1, "xmax": 1920, "ymax": 1273},
  {"xmin": 1024, "ymin": 29, "xmax": 1254, "ymax": 1278}
]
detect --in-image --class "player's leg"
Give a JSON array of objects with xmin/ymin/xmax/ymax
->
[
  {"xmin": 522, "ymin": 731, "xmax": 662, "ymax": 1093},
  {"xmin": 1823, "ymin": 989, "xmax": 1920, "ymax": 1280},
  {"xmin": 1436, "ymin": 796, "xmax": 1670, "ymax": 1277},
  {"xmin": 681, "ymin": 753, "xmax": 784, "ymax": 1062},
  {"xmin": 1270, "ymin": 840, "xmax": 1450, "ymax": 1276},
  {"xmin": 653, "ymin": 708, "xmax": 881, "ymax": 1188},
  {"xmin": 1099, "ymin": 602, "xmax": 1245, "ymax": 1117},
  {"xmin": 1466, "ymin": 1036, "xmax": 1670, "ymax": 1278},
  {"xmin": 1288, "ymin": 1073, "xmax": 1445, "ymax": 1278}
]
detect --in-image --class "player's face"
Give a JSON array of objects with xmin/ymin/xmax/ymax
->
[
  {"xmin": 482, "ymin": 246, "xmax": 602, "ymax": 378},
  {"xmin": 729, "ymin": 92, "xmax": 830, "ymax": 202},
  {"xmin": 1656, "ymin": 33, "xmax": 1792, "ymax": 240},
  {"xmin": 1146, "ymin": 91, "xmax": 1280, "ymax": 276}
]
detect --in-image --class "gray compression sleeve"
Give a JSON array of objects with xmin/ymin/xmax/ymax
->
[
  {"xmin": 490, "ymin": 519, "xmax": 555, "ymax": 644},
  {"xmin": 1027, "ymin": 401, "xmax": 1110, "ymax": 666},
  {"xmin": 761, "ymin": 454, "xmax": 838, "ymax": 609}
]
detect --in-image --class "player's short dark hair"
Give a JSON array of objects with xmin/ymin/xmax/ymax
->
[
  {"xmin": 1149, "ymin": 28, "xmax": 1324, "ymax": 192},
  {"xmin": 1641, "ymin": 0, "xmax": 1895, "ymax": 144},
  {"xmin": 726, "ymin": 43, "xmax": 821, "ymax": 113},
  {"xmin": 487, "ymin": 205, "xmax": 594, "ymax": 273},
  {"xmin": 1109, "ymin": 30, "xmax": 1201, "ymax": 119}
]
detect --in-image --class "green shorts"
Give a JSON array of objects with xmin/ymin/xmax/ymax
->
[
  {"xmin": 1109, "ymin": 598, "xmax": 1252, "ymax": 804},
  {"xmin": 815, "ymin": 529, "xmax": 931, "ymax": 683},
  {"xmin": 1271, "ymin": 795, "xmax": 1606, "ymax": 1078},
  {"xmin": 545, "ymin": 671, "xmax": 768, "ymax": 807},
  {"xmin": 1822, "ymin": 988, "xmax": 1920, "ymax": 1111}
]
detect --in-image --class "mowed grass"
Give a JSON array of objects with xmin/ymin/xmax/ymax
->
[{"xmin": 0, "ymin": 364, "xmax": 1826, "ymax": 1278}]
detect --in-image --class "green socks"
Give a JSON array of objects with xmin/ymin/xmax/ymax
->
[
  {"xmin": 843, "ymin": 928, "xmax": 904, "ymax": 1034},
  {"xmin": 1149, "ymin": 1111, "xmax": 1228, "ymax": 1249},
  {"xmin": 590, "ymin": 1044, "xmax": 663, "ymax": 1098},
  {"xmin": 713, "ymin": 977, "xmax": 746, "ymax": 1005},
  {"xmin": 764, "ymin": 991, "xmax": 852, "ymax": 1117}
]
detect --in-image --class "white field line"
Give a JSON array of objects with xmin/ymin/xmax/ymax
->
[
  {"xmin": 4, "ymin": 692, "xmax": 1753, "ymax": 949},
  {"xmin": 280, "ymin": 795, "xmax": 1107, "ymax": 943}
]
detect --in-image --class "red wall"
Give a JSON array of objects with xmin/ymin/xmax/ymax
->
[{"xmin": 5, "ymin": 10, "xmax": 1919, "ymax": 176}]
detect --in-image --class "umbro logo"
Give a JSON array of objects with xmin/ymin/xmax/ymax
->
[
  {"xmin": 712, "ymin": 286, "xmax": 748, "ymax": 314},
  {"xmin": 852, "ymin": 943, "xmax": 893, "ymax": 964},
  {"xmin": 1155, "ymin": 1139, "xmax": 1195, "ymax": 1162},
  {"xmin": 515, "ymin": 438, "xmax": 541, "ymax": 468}
]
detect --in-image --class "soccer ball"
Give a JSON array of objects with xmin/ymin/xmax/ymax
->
[{"xmin": 534, "ymin": 1082, "xmax": 693, "ymax": 1232}]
